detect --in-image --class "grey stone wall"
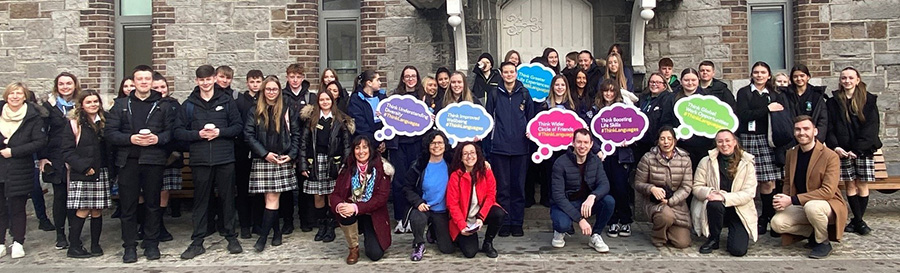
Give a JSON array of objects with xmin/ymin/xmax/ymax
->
[{"xmin": 377, "ymin": 1, "xmax": 454, "ymax": 88}]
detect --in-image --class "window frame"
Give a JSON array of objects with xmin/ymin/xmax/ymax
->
[
  {"xmin": 318, "ymin": 2, "xmax": 361, "ymax": 92},
  {"xmin": 747, "ymin": 0, "xmax": 793, "ymax": 72},
  {"xmin": 114, "ymin": 1, "xmax": 152, "ymax": 85}
]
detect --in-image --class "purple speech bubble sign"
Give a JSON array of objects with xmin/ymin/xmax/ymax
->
[
  {"xmin": 590, "ymin": 103, "xmax": 649, "ymax": 156},
  {"xmin": 375, "ymin": 95, "xmax": 434, "ymax": 141}
]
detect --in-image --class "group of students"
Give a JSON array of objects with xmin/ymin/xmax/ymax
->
[{"xmin": 0, "ymin": 43, "xmax": 880, "ymax": 263}]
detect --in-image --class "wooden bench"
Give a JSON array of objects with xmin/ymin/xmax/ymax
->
[{"xmin": 838, "ymin": 149, "xmax": 900, "ymax": 193}]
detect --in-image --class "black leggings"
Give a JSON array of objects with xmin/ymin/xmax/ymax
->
[
  {"xmin": 340, "ymin": 214, "xmax": 384, "ymax": 261},
  {"xmin": 456, "ymin": 206, "xmax": 506, "ymax": 258},
  {"xmin": 408, "ymin": 209, "xmax": 454, "ymax": 254},
  {"xmin": 0, "ymin": 186, "xmax": 28, "ymax": 244},
  {"xmin": 707, "ymin": 201, "xmax": 750, "ymax": 256}
]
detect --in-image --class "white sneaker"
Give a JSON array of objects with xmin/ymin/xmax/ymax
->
[
  {"xmin": 0, "ymin": 244, "xmax": 6, "ymax": 257},
  {"xmin": 394, "ymin": 220, "xmax": 406, "ymax": 234},
  {"xmin": 589, "ymin": 234, "xmax": 609, "ymax": 253},
  {"xmin": 551, "ymin": 231, "xmax": 566, "ymax": 248},
  {"xmin": 403, "ymin": 220, "xmax": 412, "ymax": 233},
  {"xmin": 10, "ymin": 242, "xmax": 24, "ymax": 259}
]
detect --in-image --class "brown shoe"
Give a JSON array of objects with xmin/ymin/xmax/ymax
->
[{"xmin": 346, "ymin": 246, "xmax": 359, "ymax": 264}]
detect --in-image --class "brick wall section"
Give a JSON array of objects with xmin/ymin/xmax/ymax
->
[
  {"xmin": 79, "ymin": 0, "xmax": 116, "ymax": 94},
  {"xmin": 286, "ymin": 0, "xmax": 319, "ymax": 89},
  {"xmin": 719, "ymin": 0, "xmax": 748, "ymax": 79},
  {"xmin": 793, "ymin": 0, "xmax": 830, "ymax": 77},
  {"xmin": 151, "ymin": 0, "xmax": 175, "ymax": 89},
  {"xmin": 360, "ymin": 0, "xmax": 387, "ymax": 79}
]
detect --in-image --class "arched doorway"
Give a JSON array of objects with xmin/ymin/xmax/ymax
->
[{"xmin": 499, "ymin": 0, "xmax": 593, "ymax": 63}]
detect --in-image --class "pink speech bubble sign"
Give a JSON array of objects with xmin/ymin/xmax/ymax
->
[{"xmin": 526, "ymin": 108, "xmax": 587, "ymax": 163}]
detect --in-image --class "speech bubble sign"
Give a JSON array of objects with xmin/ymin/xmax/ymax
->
[
  {"xmin": 516, "ymin": 63, "xmax": 555, "ymax": 102},
  {"xmin": 374, "ymin": 95, "xmax": 434, "ymax": 141},
  {"xmin": 435, "ymin": 101, "xmax": 494, "ymax": 148},
  {"xmin": 673, "ymin": 95, "xmax": 738, "ymax": 139},
  {"xmin": 526, "ymin": 108, "xmax": 587, "ymax": 163},
  {"xmin": 590, "ymin": 103, "xmax": 649, "ymax": 156}
]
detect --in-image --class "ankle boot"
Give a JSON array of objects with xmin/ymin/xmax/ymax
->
[
  {"xmin": 67, "ymin": 215, "xmax": 91, "ymax": 258},
  {"xmin": 254, "ymin": 209, "xmax": 277, "ymax": 252},
  {"xmin": 340, "ymin": 223, "xmax": 359, "ymax": 264},
  {"xmin": 322, "ymin": 218, "xmax": 336, "ymax": 243},
  {"xmin": 90, "ymin": 216, "xmax": 103, "ymax": 256}
]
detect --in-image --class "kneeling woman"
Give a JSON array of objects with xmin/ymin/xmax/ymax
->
[
  {"xmin": 330, "ymin": 136, "xmax": 393, "ymax": 264},
  {"xmin": 244, "ymin": 76, "xmax": 301, "ymax": 252},
  {"xmin": 61, "ymin": 90, "xmax": 113, "ymax": 258},
  {"xmin": 691, "ymin": 129, "xmax": 758, "ymax": 256},
  {"xmin": 633, "ymin": 126, "xmax": 692, "ymax": 248},
  {"xmin": 447, "ymin": 142, "xmax": 506, "ymax": 258},
  {"xmin": 404, "ymin": 130, "xmax": 455, "ymax": 261}
]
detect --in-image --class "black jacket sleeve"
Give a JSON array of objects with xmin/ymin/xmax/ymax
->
[
  {"xmin": 218, "ymin": 100, "xmax": 244, "ymax": 138},
  {"xmin": 105, "ymin": 100, "xmax": 132, "ymax": 147},
  {"xmin": 243, "ymin": 107, "xmax": 268, "ymax": 158}
]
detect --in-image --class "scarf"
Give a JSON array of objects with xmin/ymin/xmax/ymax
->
[
  {"xmin": 350, "ymin": 162, "xmax": 376, "ymax": 203},
  {"xmin": 56, "ymin": 96, "xmax": 75, "ymax": 115},
  {"xmin": 0, "ymin": 103, "xmax": 27, "ymax": 139}
]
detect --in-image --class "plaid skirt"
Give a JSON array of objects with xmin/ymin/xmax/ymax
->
[
  {"xmin": 67, "ymin": 168, "xmax": 112, "ymax": 209},
  {"xmin": 249, "ymin": 158, "xmax": 298, "ymax": 193},
  {"xmin": 840, "ymin": 156, "xmax": 875, "ymax": 182},
  {"xmin": 739, "ymin": 134, "xmax": 781, "ymax": 181},
  {"xmin": 304, "ymin": 153, "xmax": 336, "ymax": 195},
  {"xmin": 162, "ymin": 168, "xmax": 183, "ymax": 191}
]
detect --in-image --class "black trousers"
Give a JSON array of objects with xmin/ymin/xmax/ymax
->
[
  {"xmin": 190, "ymin": 163, "xmax": 237, "ymax": 242},
  {"xmin": 707, "ymin": 201, "xmax": 750, "ymax": 256},
  {"xmin": 0, "ymin": 187, "xmax": 28, "ymax": 244},
  {"xmin": 118, "ymin": 159, "xmax": 164, "ymax": 249},
  {"xmin": 339, "ymin": 214, "xmax": 384, "ymax": 261},
  {"xmin": 408, "ymin": 209, "xmax": 454, "ymax": 254},
  {"xmin": 456, "ymin": 206, "xmax": 506, "ymax": 258},
  {"xmin": 234, "ymin": 155, "xmax": 255, "ymax": 229},
  {"xmin": 52, "ymin": 182, "xmax": 68, "ymax": 235}
]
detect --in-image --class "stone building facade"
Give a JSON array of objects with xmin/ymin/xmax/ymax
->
[{"xmin": 0, "ymin": 0, "xmax": 898, "ymax": 169}]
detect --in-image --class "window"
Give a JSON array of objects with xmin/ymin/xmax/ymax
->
[
  {"xmin": 115, "ymin": 0, "xmax": 152, "ymax": 83},
  {"xmin": 749, "ymin": 1, "xmax": 792, "ymax": 71},
  {"xmin": 319, "ymin": 1, "xmax": 360, "ymax": 92}
]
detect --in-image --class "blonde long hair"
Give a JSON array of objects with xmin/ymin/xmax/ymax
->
[
  {"xmin": 548, "ymin": 75, "xmax": 575, "ymax": 110},
  {"xmin": 604, "ymin": 52, "xmax": 627, "ymax": 91},
  {"xmin": 442, "ymin": 72, "xmax": 474, "ymax": 106},
  {"xmin": 255, "ymin": 75, "xmax": 285, "ymax": 133}
]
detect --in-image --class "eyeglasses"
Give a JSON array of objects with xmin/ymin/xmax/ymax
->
[
  {"xmin": 430, "ymin": 141, "xmax": 445, "ymax": 146},
  {"xmin": 462, "ymin": 152, "xmax": 477, "ymax": 158},
  {"xmin": 649, "ymin": 81, "xmax": 665, "ymax": 85},
  {"xmin": 264, "ymin": 88, "xmax": 280, "ymax": 92}
]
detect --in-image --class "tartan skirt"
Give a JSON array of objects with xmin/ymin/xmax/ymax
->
[
  {"xmin": 249, "ymin": 158, "xmax": 298, "ymax": 193},
  {"xmin": 739, "ymin": 133, "xmax": 781, "ymax": 181},
  {"xmin": 304, "ymin": 153, "xmax": 336, "ymax": 195},
  {"xmin": 840, "ymin": 156, "xmax": 875, "ymax": 182},
  {"xmin": 67, "ymin": 168, "xmax": 112, "ymax": 209},
  {"xmin": 162, "ymin": 168, "xmax": 183, "ymax": 191}
]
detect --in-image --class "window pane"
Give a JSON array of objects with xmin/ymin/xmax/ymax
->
[
  {"xmin": 323, "ymin": 0, "xmax": 360, "ymax": 10},
  {"xmin": 326, "ymin": 20, "xmax": 359, "ymax": 88},
  {"xmin": 123, "ymin": 25, "xmax": 152, "ymax": 77},
  {"xmin": 121, "ymin": 0, "xmax": 152, "ymax": 16},
  {"xmin": 750, "ymin": 7, "xmax": 786, "ymax": 70}
]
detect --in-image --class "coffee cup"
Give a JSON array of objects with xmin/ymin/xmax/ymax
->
[
  {"xmin": 139, "ymin": 129, "xmax": 151, "ymax": 135},
  {"xmin": 204, "ymin": 123, "xmax": 216, "ymax": 130}
]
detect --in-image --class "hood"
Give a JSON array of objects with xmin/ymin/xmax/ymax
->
[
  {"xmin": 128, "ymin": 89, "xmax": 163, "ymax": 102},
  {"xmin": 186, "ymin": 86, "xmax": 231, "ymax": 108},
  {"xmin": 283, "ymin": 80, "xmax": 312, "ymax": 98},
  {"xmin": 299, "ymin": 104, "xmax": 356, "ymax": 134},
  {"xmin": 477, "ymin": 53, "xmax": 495, "ymax": 67}
]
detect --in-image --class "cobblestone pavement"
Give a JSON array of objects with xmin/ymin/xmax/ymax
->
[{"xmin": 1, "ymin": 192, "xmax": 899, "ymax": 272}]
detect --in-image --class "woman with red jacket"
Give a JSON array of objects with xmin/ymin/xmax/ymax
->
[
  {"xmin": 446, "ymin": 142, "xmax": 507, "ymax": 258},
  {"xmin": 330, "ymin": 135, "xmax": 393, "ymax": 264}
]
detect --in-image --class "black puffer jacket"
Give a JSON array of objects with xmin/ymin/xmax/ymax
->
[
  {"xmin": 826, "ymin": 91, "xmax": 881, "ymax": 157},
  {"xmin": 0, "ymin": 102, "xmax": 47, "ymax": 197},
  {"xmin": 550, "ymin": 146, "xmax": 610, "ymax": 221},
  {"xmin": 282, "ymin": 80, "xmax": 315, "ymax": 114},
  {"xmin": 703, "ymin": 78, "xmax": 736, "ymax": 108},
  {"xmin": 39, "ymin": 97, "xmax": 72, "ymax": 184},
  {"xmin": 105, "ymin": 91, "xmax": 177, "ymax": 167},
  {"xmin": 60, "ymin": 117, "xmax": 113, "ymax": 182},
  {"xmin": 243, "ymin": 102, "xmax": 301, "ymax": 160},
  {"xmin": 471, "ymin": 53, "xmax": 501, "ymax": 100},
  {"xmin": 298, "ymin": 105, "xmax": 354, "ymax": 181},
  {"xmin": 234, "ymin": 91, "xmax": 258, "ymax": 162},
  {"xmin": 785, "ymin": 84, "xmax": 828, "ymax": 142},
  {"xmin": 175, "ymin": 88, "xmax": 243, "ymax": 166}
]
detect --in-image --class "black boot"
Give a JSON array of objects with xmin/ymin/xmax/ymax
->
[
  {"xmin": 67, "ymin": 215, "xmax": 91, "ymax": 258},
  {"xmin": 758, "ymin": 193, "xmax": 775, "ymax": 236},
  {"xmin": 272, "ymin": 216, "xmax": 283, "ymax": 246},
  {"xmin": 158, "ymin": 211, "xmax": 173, "ymax": 242},
  {"xmin": 699, "ymin": 238, "xmax": 720, "ymax": 254},
  {"xmin": 314, "ymin": 207, "xmax": 327, "ymax": 241},
  {"xmin": 90, "ymin": 216, "xmax": 103, "ymax": 256},
  {"xmin": 481, "ymin": 235, "xmax": 498, "ymax": 258},
  {"xmin": 322, "ymin": 218, "xmax": 336, "ymax": 243},
  {"xmin": 856, "ymin": 196, "xmax": 872, "ymax": 235},
  {"xmin": 254, "ymin": 209, "xmax": 277, "ymax": 252},
  {"xmin": 845, "ymin": 195, "xmax": 859, "ymax": 233}
]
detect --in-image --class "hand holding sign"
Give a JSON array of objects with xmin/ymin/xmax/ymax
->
[
  {"xmin": 673, "ymin": 96, "xmax": 738, "ymax": 139},
  {"xmin": 590, "ymin": 103, "xmax": 649, "ymax": 156},
  {"xmin": 516, "ymin": 63, "xmax": 555, "ymax": 102},
  {"xmin": 435, "ymin": 102, "xmax": 494, "ymax": 147},
  {"xmin": 375, "ymin": 95, "xmax": 434, "ymax": 141},
  {"xmin": 526, "ymin": 109, "xmax": 587, "ymax": 163}
]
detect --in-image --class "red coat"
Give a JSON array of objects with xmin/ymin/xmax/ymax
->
[
  {"xmin": 329, "ymin": 156, "xmax": 392, "ymax": 251},
  {"xmin": 446, "ymin": 168, "xmax": 500, "ymax": 241}
]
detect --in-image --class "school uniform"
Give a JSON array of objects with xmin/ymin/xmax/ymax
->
[
  {"xmin": 485, "ymin": 81, "xmax": 534, "ymax": 232},
  {"xmin": 244, "ymin": 102, "xmax": 301, "ymax": 193},
  {"xmin": 234, "ymin": 90, "xmax": 260, "ymax": 235}
]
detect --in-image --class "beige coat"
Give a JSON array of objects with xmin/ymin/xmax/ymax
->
[
  {"xmin": 691, "ymin": 149, "xmax": 759, "ymax": 242},
  {"xmin": 633, "ymin": 147, "xmax": 693, "ymax": 228},
  {"xmin": 783, "ymin": 141, "xmax": 847, "ymax": 241}
]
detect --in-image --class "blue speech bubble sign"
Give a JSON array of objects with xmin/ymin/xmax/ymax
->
[
  {"xmin": 375, "ymin": 95, "xmax": 434, "ymax": 141},
  {"xmin": 435, "ymin": 101, "xmax": 494, "ymax": 148},
  {"xmin": 516, "ymin": 63, "xmax": 555, "ymax": 102}
]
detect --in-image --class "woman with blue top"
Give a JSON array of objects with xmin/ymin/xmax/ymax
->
[{"xmin": 403, "ymin": 130, "xmax": 455, "ymax": 261}]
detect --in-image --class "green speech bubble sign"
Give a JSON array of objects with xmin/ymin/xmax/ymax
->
[{"xmin": 673, "ymin": 95, "xmax": 738, "ymax": 139}]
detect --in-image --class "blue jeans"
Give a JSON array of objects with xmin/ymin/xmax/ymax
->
[{"xmin": 550, "ymin": 195, "xmax": 615, "ymax": 235}]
